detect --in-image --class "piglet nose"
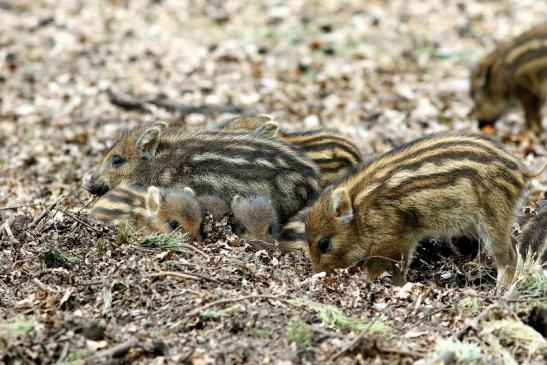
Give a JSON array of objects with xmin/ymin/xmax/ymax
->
[{"xmin": 81, "ymin": 175, "xmax": 109, "ymax": 195}]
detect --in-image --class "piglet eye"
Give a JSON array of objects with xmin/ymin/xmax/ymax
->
[
  {"xmin": 233, "ymin": 224, "xmax": 247, "ymax": 236},
  {"xmin": 168, "ymin": 220, "xmax": 180, "ymax": 231},
  {"xmin": 267, "ymin": 223, "xmax": 282, "ymax": 237},
  {"xmin": 318, "ymin": 237, "xmax": 331, "ymax": 253},
  {"xmin": 111, "ymin": 155, "xmax": 125, "ymax": 168}
]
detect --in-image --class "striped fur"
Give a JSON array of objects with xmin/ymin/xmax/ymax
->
[
  {"xmin": 89, "ymin": 184, "xmax": 205, "ymax": 240},
  {"xmin": 231, "ymin": 194, "xmax": 281, "ymax": 244},
  {"xmin": 470, "ymin": 23, "xmax": 547, "ymax": 133},
  {"xmin": 305, "ymin": 133, "xmax": 546, "ymax": 287},
  {"xmin": 198, "ymin": 194, "xmax": 230, "ymax": 220},
  {"xmin": 219, "ymin": 116, "xmax": 363, "ymax": 187},
  {"xmin": 83, "ymin": 123, "xmax": 321, "ymax": 223},
  {"xmin": 279, "ymin": 208, "xmax": 308, "ymax": 253},
  {"xmin": 517, "ymin": 201, "xmax": 547, "ymax": 267}
]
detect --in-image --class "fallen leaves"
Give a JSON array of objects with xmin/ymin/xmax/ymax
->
[{"xmin": 1, "ymin": 0, "xmax": 546, "ymax": 364}]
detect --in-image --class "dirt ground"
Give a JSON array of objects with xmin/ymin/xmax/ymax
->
[{"xmin": 1, "ymin": 1, "xmax": 546, "ymax": 364}]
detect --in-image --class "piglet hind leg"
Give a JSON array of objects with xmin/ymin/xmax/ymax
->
[
  {"xmin": 481, "ymin": 222, "xmax": 517, "ymax": 291},
  {"xmin": 391, "ymin": 241, "xmax": 421, "ymax": 286},
  {"xmin": 516, "ymin": 88, "xmax": 544, "ymax": 134}
]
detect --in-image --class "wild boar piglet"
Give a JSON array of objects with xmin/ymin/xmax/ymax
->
[
  {"xmin": 305, "ymin": 133, "xmax": 546, "ymax": 288},
  {"xmin": 219, "ymin": 115, "xmax": 362, "ymax": 187},
  {"xmin": 231, "ymin": 194, "xmax": 282, "ymax": 244},
  {"xmin": 83, "ymin": 122, "xmax": 321, "ymax": 223},
  {"xmin": 470, "ymin": 23, "xmax": 547, "ymax": 133},
  {"xmin": 516, "ymin": 200, "xmax": 547, "ymax": 267},
  {"xmin": 90, "ymin": 184, "xmax": 205, "ymax": 240}
]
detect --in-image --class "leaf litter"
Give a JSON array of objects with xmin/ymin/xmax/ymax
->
[{"xmin": 0, "ymin": 0, "xmax": 546, "ymax": 364}]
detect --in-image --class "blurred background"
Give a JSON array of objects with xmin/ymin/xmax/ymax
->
[
  {"xmin": 1, "ymin": 2, "xmax": 547, "ymax": 363},
  {"xmin": 1, "ymin": 0, "xmax": 546, "ymax": 211}
]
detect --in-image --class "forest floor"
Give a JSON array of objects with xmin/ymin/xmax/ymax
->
[{"xmin": 1, "ymin": 1, "xmax": 546, "ymax": 364}]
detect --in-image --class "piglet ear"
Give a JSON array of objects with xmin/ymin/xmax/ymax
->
[
  {"xmin": 331, "ymin": 187, "xmax": 353, "ymax": 224},
  {"xmin": 231, "ymin": 195, "xmax": 242, "ymax": 209},
  {"xmin": 479, "ymin": 64, "xmax": 492, "ymax": 91},
  {"xmin": 135, "ymin": 125, "xmax": 163, "ymax": 160},
  {"xmin": 154, "ymin": 121, "xmax": 168, "ymax": 131},
  {"xmin": 257, "ymin": 121, "xmax": 280, "ymax": 137},
  {"xmin": 183, "ymin": 186, "xmax": 196, "ymax": 196},
  {"xmin": 146, "ymin": 186, "xmax": 162, "ymax": 214}
]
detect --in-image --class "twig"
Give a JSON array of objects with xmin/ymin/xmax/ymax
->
[
  {"xmin": 77, "ymin": 280, "xmax": 105, "ymax": 286},
  {"xmin": 187, "ymin": 294, "xmax": 286, "ymax": 317},
  {"xmin": 501, "ymin": 296, "xmax": 547, "ymax": 303},
  {"xmin": 309, "ymin": 325, "xmax": 345, "ymax": 339},
  {"xmin": 107, "ymin": 89, "xmax": 149, "ymax": 111},
  {"xmin": 28, "ymin": 195, "xmax": 66, "ymax": 229},
  {"xmin": 62, "ymin": 210, "xmax": 103, "ymax": 234},
  {"xmin": 377, "ymin": 346, "xmax": 424, "ymax": 359},
  {"xmin": 466, "ymin": 293, "xmax": 545, "ymax": 303},
  {"xmin": 107, "ymin": 89, "xmax": 244, "ymax": 115},
  {"xmin": 454, "ymin": 284, "xmax": 542, "ymax": 341},
  {"xmin": 84, "ymin": 337, "xmax": 140, "ymax": 362},
  {"xmin": 33, "ymin": 278, "xmax": 61, "ymax": 293},
  {"xmin": 179, "ymin": 243, "xmax": 210, "ymax": 259},
  {"xmin": 167, "ymin": 262, "xmax": 231, "ymax": 284},
  {"xmin": 0, "ymin": 203, "xmax": 43, "ymax": 211},
  {"xmin": 2, "ymin": 216, "xmax": 16, "ymax": 241},
  {"xmin": 148, "ymin": 270, "xmax": 214, "ymax": 283},
  {"xmin": 3, "ymin": 222, "xmax": 14, "ymax": 240},
  {"xmin": 149, "ymin": 270, "xmax": 224, "ymax": 284},
  {"xmin": 0, "ymin": 192, "xmax": 13, "ymax": 205},
  {"xmin": 425, "ymin": 305, "xmax": 453, "ymax": 317},
  {"xmin": 56, "ymin": 341, "xmax": 70, "ymax": 365},
  {"xmin": 148, "ymin": 98, "xmax": 244, "ymax": 115},
  {"xmin": 76, "ymin": 196, "xmax": 97, "ymax": 215},
  {"xmin": 328, "ymin": 318, "xmax": 379, "ymax": 363},
  {"xmin": 455, "ymin": 303, "xmax": 498, "ymax": 340}
]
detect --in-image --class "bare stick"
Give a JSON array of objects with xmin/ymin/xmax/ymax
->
[
  {"xmin": 84, "ymin": 337, "xmax": 140, "ymax": 362},
  {"xmin": 0, "ymin": 203, "xmax": 43, "ymax": 211},
  {"xmin": 149, "ymin": 270, "xmax": 223, "ymax": 284},
  {"xmin": 77, "ymin": 280, "xmax": 105, "ymax": 286},
  {"xmin": 56, "ymin": 341, "xmax": 70, "ymax": 365},
  {"xmin": 180, "ymin": 243, "xmax": 210, "ymax": 259},
  {"xmin": 0, "ymin": 192, "xmax": 13, "ymax": 205},
  {"xmin": 33, "ymin": 278, "xmax": 61, "ymax": 293},
  {"xmin": 148, "ymin": 98, "xmax": 244, "ymax": 115},
  {"xmin": 107, "ymin": 89, "xmax": 244, "ymax": 115},
  {"xmin": 1, "ymin": 216, "xmax": 16, "ymax": 241},
  {"xmin": 148, "ymin": 271, "xmax": 201, "ymax": 281},
  {"xmin": 456, "ymin": 303, "xmax": 498, "ymax": 340},
  {"xmin": 328, "ymin": 318, "xmax": 379, "ymax": 363},
  {"xmin": 310, "ymin": 325, "xmax": 345, "ymax": 339},
  {"xmin": 107, "ymin": 89, "xmax": 149, "ymax": 111},
  {"xmin": 378, "ymin": 346, "xmax": 423, "ymax": 359},
  {"xmin": 76, "ymin": 196, "xmax": 97, "ymax": 215},
  {"xmin": 187, "ymin": 294, "xmax": 285, "ymax": 317},
  {"xmin": 502, "ymin": 296, "xmax": 547, "ymax": 303},
  {"xmin": 29, "ymin": 195, "xmax": 66, "ymax": 229},
  {"xmin": 62, "ymin": 210, "xmax": 102, "ymax": 234},
  {"xmin": 3, "ymin": 222, "xmax": 14, "ymax": 240}
]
